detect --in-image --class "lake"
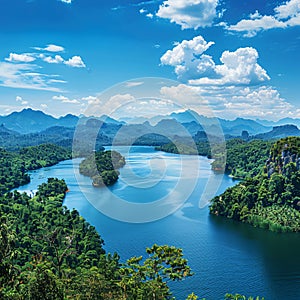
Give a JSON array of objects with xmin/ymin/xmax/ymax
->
[{"xmin": 17, "ymin": 146, "xmax": 300, "ymax": 299}]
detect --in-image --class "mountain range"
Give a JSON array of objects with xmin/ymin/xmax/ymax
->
[{"xmin": 1, "ymin": 108, "xmax": 300, "ymax": 149}]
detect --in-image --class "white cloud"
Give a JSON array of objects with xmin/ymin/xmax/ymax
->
[
  {"xmin": 156, "ymin": 0, "xmax": 219, "ymax": 29},
  {"xmin": 0, "ymin": 62, "xmax": 61, "ymax": 91},
  {"xmin": 5, "ymin": 53, "xmax": 36, "ymax": 63},
  {"xmin": 223, "ymin": 86, "xmax": 295, "ymax": 119},
  {"xmin": 40, "ymin": 104, "xmax": 48, "ymax": 109},
  {"xmin": 53, "ymin": 95, "xmax": 80, "ymax": 104},
  {"xmin": 60, "ymin": 0, "xmax": 72, "ymax": 4},
  {"xmin": 161, "ymin": 36, "xmax": 269, "ymax": 85},
  {"xmin": 140, "ymin": 8, "xmax": 147, "ymax": 14},
  {"xmin": 146, "ymin": 13, "xmax": 154, "ymax": 18},
  {"xmin": 125, "ymin": 81, "xmax": 144, "ymax": 87},
  {"xmin": 159, "ymin": 83, "xmax": 299, "ymax": 120},
  {"xmin": 227, "ymin": 13, "xmax": 286, "ymax": 37},
  {"xmin": 160, "ymin": 35, "xmax": 215, "ymax": 80},
  {"xmin": 16, "ymin": 96, "xmax": 28, "ymax": 105},
  {"xmin": 48, "ymin": 79, "xmax": 67, "ymax": 84},
  {"xmin": 64, "ymin": 56, "xmax": 86, "ymax": 68},
  {"xmin": 34, "ymin": 44, "xmax": 65, "ymax": 52},
  {"xmin": 275, "ymin": 0, "xmax": 300, "ymax": 20},
  {"xmin": 81, "ymin": 96, "xmax": 98, "ymax": 104},
  {"xmin": 227, "ymin": 0, "xmax": 300, "ymax": 37},
  {"xmin": 41, "ymin": 54, "xmax": 64, "ymax": 64},
  {"xmin": 190, "ymin": 47, "xmax": 270, "ymax": 85}
]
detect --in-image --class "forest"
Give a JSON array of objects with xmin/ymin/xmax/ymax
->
[
  {"xmin": 79, "ymin": 150, "xmax": 126, "ymax": 187},
  {"xmin": 0, "ymin": 144, "xmax": 71, "ymax": 194},
  {"xmin": 210, "ymin": 137, "xmax": 300, "ymax": 232}
]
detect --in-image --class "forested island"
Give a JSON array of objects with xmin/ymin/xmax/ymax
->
[{"xmin": 79, "ymin": 150, "xmax": 126, "ymax": 186}]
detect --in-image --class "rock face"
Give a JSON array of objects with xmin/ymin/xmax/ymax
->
[{"xmin": 265, "ymin": 137, "xmax": 300, "ymax": 177}]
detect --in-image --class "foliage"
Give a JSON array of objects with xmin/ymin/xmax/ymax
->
[
  {"xmin": 79, "ymin": 150, "xmax": 125, "ymax": 186},
  {"xmin": 156, "ymin": 139, "xmax": 272, "ymax": 179},
  {"xmin": 0, "ymin": 142, "xmax": 266, "ymax": 298},
  {"xmin": 0, "ymin": 144, "xmax": 71, "ymax": 195},
  {"xmin": 210, "ymin": 137, "xmax": 300, "ymax": 232},
  {"xmin": 220, "ymin": 139, "xmax": 272, "ymax": 179}
]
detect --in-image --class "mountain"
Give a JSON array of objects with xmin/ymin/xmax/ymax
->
[
  {"xmin": 154, "ymin": 110, "xmax": 271, "ymax": 136},
  {"xmin": 0, "ymin": 109, "xmax": 80, "ymax": 134},
  {"xmin": 254, "ymin": 124, "xmax": 300, "ymax": 140},
  {"xmin": 0, "ymin": 124, "xmax": 20, "ymax": 136},
  {"xmin": 0, "ymin": 108, "xmax": 57, "ymax": 133},
  {"xmin": 58, "ymin": 114, "xmax": 79, "ymax": 127},
  {"xmin": 256, "ymin": 117, "xmax": 300, "ymax": 128}
]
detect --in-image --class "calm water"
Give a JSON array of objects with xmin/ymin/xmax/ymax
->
[{"xmin": 17, "ymin": 146, "xmax": 300, "ymax": 299}]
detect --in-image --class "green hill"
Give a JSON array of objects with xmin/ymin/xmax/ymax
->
[{"xmin": 210, "ymin": 137, "xmax": 300, "ymax": 232}]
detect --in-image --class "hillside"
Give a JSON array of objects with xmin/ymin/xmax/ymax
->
[{"xmin": 210, "ymin": 137, "xmax": 300, "ymax": 232}]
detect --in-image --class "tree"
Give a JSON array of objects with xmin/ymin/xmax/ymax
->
[{"xmin": 118, "ymin": 244, "xmax": 193, "ymax": 299}]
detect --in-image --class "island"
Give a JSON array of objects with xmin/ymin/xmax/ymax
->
[{"xmin": 79, "ymin": 150, "xmax": 126, "ymax": 186}]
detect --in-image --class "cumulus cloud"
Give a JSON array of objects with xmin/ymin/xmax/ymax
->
[
  {"xmin": 223, "ymin": 86, "xmax": 295, "ymax": 119},
  {"xmin": 64, "ymin": 56, "xmax": 86, "ymax": 68},
  {"xmin": 160, "ymin": 35, "xmax": 215, "ymax": 80},
  {"xmin": 159, "ymin": 83, "xmax": 299, "ymax": 120},
  {"xmin": 190, "ymin": 47, "xmax": 270, "ymax": 85},
  {"xmin": 156, "ymin": 0, "xmax": 219, "ymax": 29},
  {"xmin": 60, "ymin": 0, "xmax": 72, "ymax": 4},
  {"xmin": 52, "ymin": 95, "xmax": 80, "ymax": 104},
  {"xmin": 227, "ymin": 0, "xmax": 300, "ymax": 37},
  {"xmin": 161, "ymin": 36, "xmax": 269, "ymax": 85},
  {"xmin": 5, "ymin": 53, "xmax": 36, "ymax": 63}
]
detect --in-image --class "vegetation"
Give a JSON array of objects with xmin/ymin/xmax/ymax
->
[
  {"xmin": 210, "ymin": 137, "xmax": 300, "ymax": 232},
  {"xmin": 79, "ymin": 150, "xmax": 125, "ymax": 187},
  {"xmin": 0, "ymin": 141, "xmax": 266, "ymax": 298},
  {"xmin": 0, "ymin": 144, "xmax": 71, "ymax": 194},
  {"xmin": 219, "ymin": 139, "xmax": 273, "ymax": 179},
  {"xmin": 0, "ymin": 177, "xmax": 195, "ymax": 299},
  {"xmin": 156, "ymin": 139, "xmax": 272, "ymax": 179}
]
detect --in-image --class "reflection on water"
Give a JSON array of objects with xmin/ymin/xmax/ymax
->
[{"xmin": 17, "ymin": 146, "xmax": 300, "ymax": 300}]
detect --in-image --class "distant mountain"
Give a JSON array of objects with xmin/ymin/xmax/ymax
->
[
  {"xmin": 58, "ymin": 114, "xmax": 79, "ymax": 127},
  {"xmin": 254, "ymin": 125, "xmax": 300, "ymax": 140},
  {"xmin": 0, "ymin": 108, "xmax": 292, "ymax": 139},
  {"xmin": 0, "ymin": 109, "xmax": 124, "ymax": 134},
  {"xmin": 153, "ymin": 110, "xmax": 271, "ymax": 136},
  {"xmin": 256, "ymin": 117, "xmax": 300, "ymax": 128},
  {"xmin": 0, "ymin": 109, "xmax": 79, "ymax": 134},
  {"xmin": 0, "ymin": 108, "xmax": 57, "ymax": 133}
]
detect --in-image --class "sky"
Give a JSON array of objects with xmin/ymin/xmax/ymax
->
[{"xmin": 0, "ymin": 0, "xmax": 300, "ymax": 120}]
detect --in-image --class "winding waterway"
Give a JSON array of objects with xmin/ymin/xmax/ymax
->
[{"xmin": 17, "ymin": 146, "xmax": 300, "ymax": 299}]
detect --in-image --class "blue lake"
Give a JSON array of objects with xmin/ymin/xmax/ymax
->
[{"xmin": 17, "ymin": 146, "xmax": 300, "ymax": 299}]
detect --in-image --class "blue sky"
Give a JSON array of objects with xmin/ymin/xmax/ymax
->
[{"xmin": 0, "ymin": 0, "xmax": 300, "ymax": 120}]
